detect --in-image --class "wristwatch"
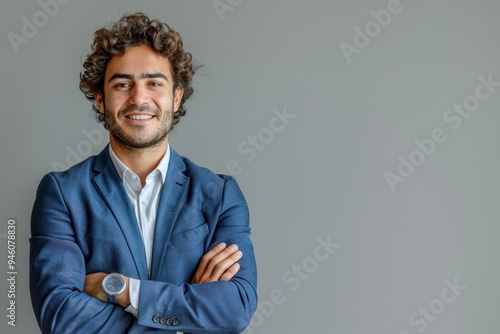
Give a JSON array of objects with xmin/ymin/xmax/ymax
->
[{"xmin": 102, "ymin": 273, "xmax": 126, "ymax": 304}]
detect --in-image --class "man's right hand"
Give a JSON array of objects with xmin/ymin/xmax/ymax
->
[{"xmin": 191, "ymin": 243, "xmax": 243, "ymax": 284}]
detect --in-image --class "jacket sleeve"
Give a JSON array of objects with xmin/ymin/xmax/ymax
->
[
  {"xmin": 135, "ymin": 176, "xmax": 258, "ymax": 333},
  {"xmin": 30, "ymin": 173, "xmax": 135, "ymax": 334}
]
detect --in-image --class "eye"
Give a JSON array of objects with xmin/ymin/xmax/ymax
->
[
  {"xmin": 149, "ymin": 81, "xmax": 162, "ymax": 87},
  {"xmin": 114, "ymin": 82, "xmax": 131, "ymax": 89}
]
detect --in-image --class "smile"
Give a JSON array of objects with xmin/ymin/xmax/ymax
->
[{"xmin": 126, "ymin": 115, "xmax": 154, "ymax": 120}]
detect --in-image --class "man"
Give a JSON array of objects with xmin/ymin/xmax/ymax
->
[{"xmin": 30, "ymin": 12, "xmax": 257, "ymax": 334}]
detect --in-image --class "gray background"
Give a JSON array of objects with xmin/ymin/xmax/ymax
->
[{"xmin": 1, "ymin": 0, "xmax": 498, "ymax": 333}]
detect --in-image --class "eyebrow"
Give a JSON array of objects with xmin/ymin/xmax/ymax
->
[{"xmin": 108, "ymin": 72, "xmax": 169, "ymax": 82}]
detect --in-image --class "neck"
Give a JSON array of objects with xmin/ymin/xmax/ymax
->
[{"xmin": 110, "ymin": 136, "xmax": 168, "ymax": 186}]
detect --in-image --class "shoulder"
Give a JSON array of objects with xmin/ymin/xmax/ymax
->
[
  {"xmin": 171, "ymin": 149, "xmax": 244, "ymax": 198},
  {"xmin": 46, "ymin": 155, "xmax": 99, "ymax": 182},
  {"xmin": 172, "ymin": 150, "xmax": 248, "ymax": 219},
  {"xmin": 172, "ymin": 148, "xmax": 234, "ymax": 185},
  {"xmin": 37, "ymin": 148, "xmax": 107, "ymax": 192}
]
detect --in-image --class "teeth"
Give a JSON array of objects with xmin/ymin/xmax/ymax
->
[{"xmin": 128, "ymin": 115, "xmax": 153, "ymax": 120}]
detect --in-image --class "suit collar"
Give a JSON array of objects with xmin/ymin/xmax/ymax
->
[
  {"xmin": 150, "ymin": 148, "xmax": 190, "ymax": 279},
  {"xmin": 92, "ymin": 145, "xmax": 190, "ymax": 280},
  {"xmin": 92, "ymin": 146, "xmax": 149, "ymax": 279}
]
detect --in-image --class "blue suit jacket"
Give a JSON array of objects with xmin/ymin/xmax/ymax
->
[{"xmin": 30, "ymin": 146, "xmax": 257, "ymax": 334}]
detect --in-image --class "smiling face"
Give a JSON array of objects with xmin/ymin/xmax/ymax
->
[{"xmin": 95, "ymin": 45, "xmax": 184, "ymax": 152}]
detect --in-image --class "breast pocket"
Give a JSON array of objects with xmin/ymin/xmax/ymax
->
[
  {"xmin": 169, "ymin": 203, "xmax": 208, "ymax": 238},
  {"xmin": 169, "ymin": 222, "xmax": 209, "ymax": 249}
]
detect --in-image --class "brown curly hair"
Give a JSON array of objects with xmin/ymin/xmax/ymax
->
[{"xmin": 79, "ymin": 12, "xmax": 195, "ymax": 128}]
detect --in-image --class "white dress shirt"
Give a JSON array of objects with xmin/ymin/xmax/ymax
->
[{"xmin": 109, "ymin": 144, "xmax": 170, "ymax": 316}]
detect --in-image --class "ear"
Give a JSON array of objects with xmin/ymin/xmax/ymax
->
[
  {"xmin": 94, "ymin": 92, "xmax": 104, "ymax": 113},
  {"xmin": 173, "ymin": 87, "xmax": 184, "ymax": 112}
]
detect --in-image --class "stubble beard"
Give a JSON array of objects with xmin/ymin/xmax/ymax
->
[{"xmin": 104, "ymin": 102, "xmax": 174, "ymax": 153}]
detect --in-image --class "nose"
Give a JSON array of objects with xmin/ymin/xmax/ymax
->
[{"xmin": 129, "ymin": 84, "xmax": 149, "ymax": 106}]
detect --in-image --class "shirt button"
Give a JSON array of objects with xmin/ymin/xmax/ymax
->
[{"xmin": 141, "ymin": 199, "xmax": 148, "ymax": 205}]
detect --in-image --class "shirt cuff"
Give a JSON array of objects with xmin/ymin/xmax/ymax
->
[{"xmin": 124, "ymin": 277, "xmax": 140, "ymax": 317}]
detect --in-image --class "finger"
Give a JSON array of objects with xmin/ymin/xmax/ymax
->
[
  {"xmin": 199, "ymin": 242, "xmax": 227, "ymax": 268},
  {"xmin": 206, "ymin": 244, "xmax": 240, "ymax": 267},
  {"xmin": 199, "ymin": 244, "xmax": 239, "ymax": 279},
  {"xmin": 219, "ymin": 263, "xmax": 240, "ymax": 281},
  {"xmin": 199, "ymin": 249, "xmax": 243, "ymax": 283},
  {"xmin": 192, "ymin": 243, "xmax": 227, "ymax": 283},
  {"xmin": 198, "ymin": 243, "xmax": 237, "ymax": 277}
]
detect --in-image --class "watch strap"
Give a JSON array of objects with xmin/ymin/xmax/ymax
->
[{"xmin": 107, "ymin": 294, "xmax": 117, "ymax": 304}]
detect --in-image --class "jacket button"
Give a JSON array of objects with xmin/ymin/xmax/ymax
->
[
  {"xmin": 166, "ymin": 317, "xmax": 174, "ymax": 326},
  {"xmin": 172, "ymin": 317, "xmax": 181, "ymax": 326},
  {"xmin": 152, "ymin": 314, "xmax": 161, "ymax": 323},
  {"xmin": 160, "ymin": 316, "xmax": 168, "ymax": 325}
]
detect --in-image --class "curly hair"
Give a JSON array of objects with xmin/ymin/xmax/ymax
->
[{"xmin": 79, "ymin": 12, "xmax": 195, "ymax": 128}]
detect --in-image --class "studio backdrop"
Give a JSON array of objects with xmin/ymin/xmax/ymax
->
[{"xmin": 1, "ymin": 0, "xmax": 499, "ymax": 333}]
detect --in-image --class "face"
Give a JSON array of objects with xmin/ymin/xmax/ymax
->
[{"xmin": 95, "ymin": 45, "xmax": 184, "ymax": 151}]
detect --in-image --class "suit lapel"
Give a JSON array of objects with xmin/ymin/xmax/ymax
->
[
  {"xmin": 91, "ymin": 146, "xmax": 149, "ymax": 280},
  {"xmin": 150, "ymin": 149, "xmax": 190, "ymax": 280}
]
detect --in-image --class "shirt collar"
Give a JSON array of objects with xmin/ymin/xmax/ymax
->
[{"xmin": 108, "ymin": 144, "xmax": 170, "ymax": 184}]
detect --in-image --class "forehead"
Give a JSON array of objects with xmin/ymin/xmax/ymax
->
[{"xmin": 105, "ymin": 45, "xmax": 173, "ymax": 80}]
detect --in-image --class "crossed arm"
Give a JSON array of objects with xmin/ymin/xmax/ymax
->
[
  {"xmin": 30, "ymin": 173, "xmax": 257, "ymax": 334},
  {"xmin": 84, "ymin": 242, "xmax": 244, "ymax": 308}
]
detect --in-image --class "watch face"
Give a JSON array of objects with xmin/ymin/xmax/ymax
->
[{"xmin": 103, "ymin": 274, "xmax": 125, "ymax": 295}]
